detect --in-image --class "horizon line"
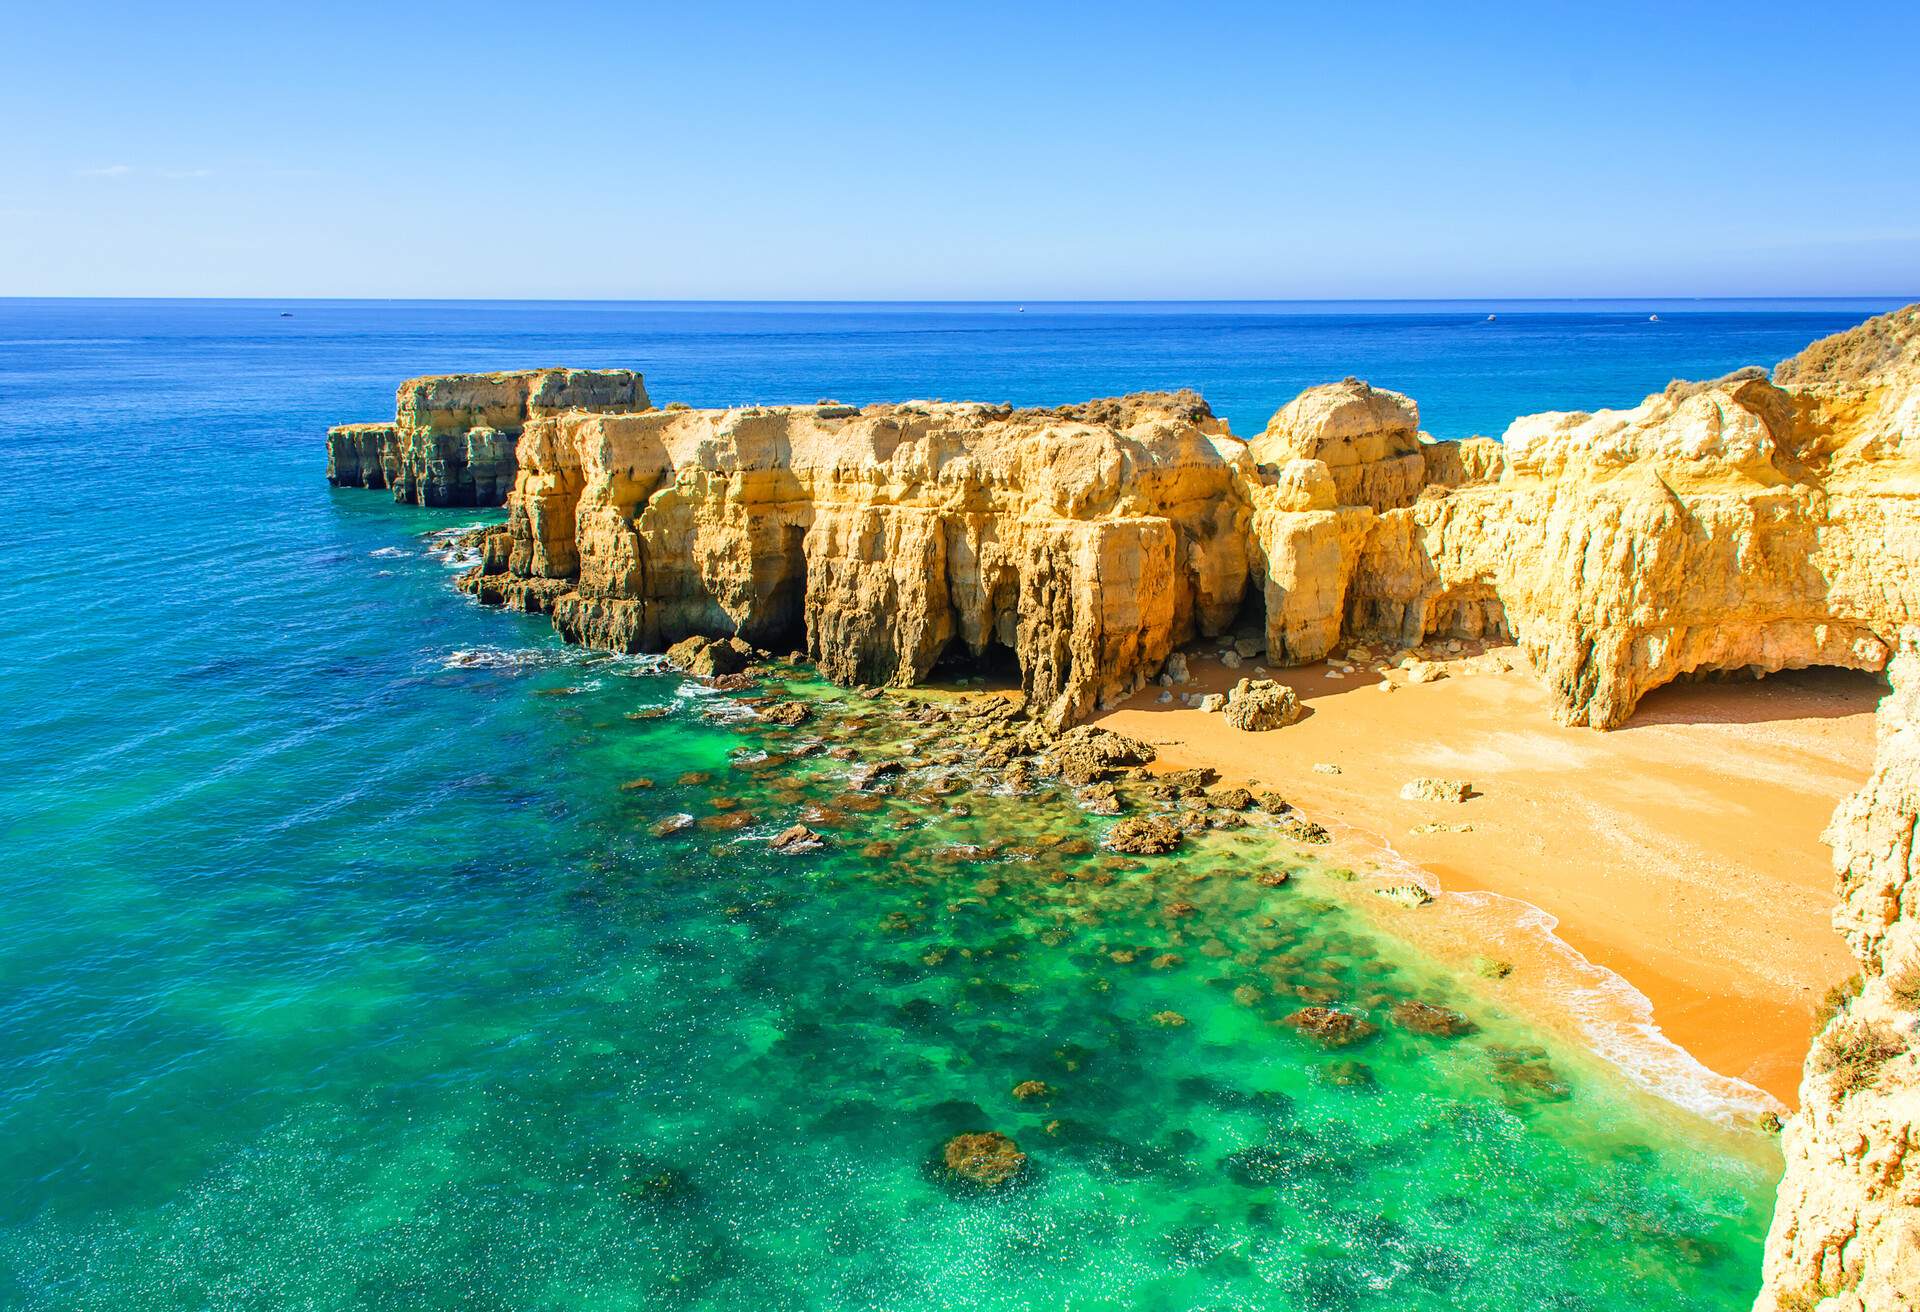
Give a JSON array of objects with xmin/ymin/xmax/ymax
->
[{"xmin": 2, "ymin": 293, "xmax": 1916, "ymax": 306}]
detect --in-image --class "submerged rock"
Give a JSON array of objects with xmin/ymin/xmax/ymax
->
[
  {"xmin": 649, "ymin": 812, "xmax": 695, "ymax": 837},
  {"xmin": 1391, "ymin": 1000, "xmax": 1476, "ymax": 1038},
  {"xmin": 1279, "ymin": 1007, "xmax": 1378, "ymax": 1048},
  {"xmin": 942, "ymin": 1131, "xmax": 1027, "ymax": 1189}
]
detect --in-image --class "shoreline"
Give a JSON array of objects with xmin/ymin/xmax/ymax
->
[{"xmin": 1093, "ymin": 644, "xmax": 1881, "ymax": 1111}]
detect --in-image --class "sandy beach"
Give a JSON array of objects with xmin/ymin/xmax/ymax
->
[{"xmin": 1095, "ymin": 644, "xmax": 1883, "ymax": 1108}]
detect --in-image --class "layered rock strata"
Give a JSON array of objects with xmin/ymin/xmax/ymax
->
[
  {"xmin": 326, "ymin": 367, "xmax": 648, "ymax": 506},
  {"xmin": 330, "ymin": 305, "xmax": 1920, "ymax": 731},
  {"xmin": 1756, "ymin": 633, "xmax": 1920, "ymax": 1312}
]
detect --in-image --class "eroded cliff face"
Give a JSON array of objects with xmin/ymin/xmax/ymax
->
[
  {"xmin": 461, "ymin": 392, "xmax": 1250, "ymax": 727},
  {"xmin": 1755, "ymin": 633, "xmax": 1919, "ymax": 1312},
  {"xmin": 332, "ymin": 304, "xmax": 1920, "ymax": 732},
  {"xmin": 1295, "ymin": 307, "xmax": 1920, "ymax": 726},
  {"xmin": 326, "ymin": 368, "xmax": 649, "ymax": 506}
]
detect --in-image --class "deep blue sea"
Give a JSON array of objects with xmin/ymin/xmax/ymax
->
[{"xmin": 0, "ymin": 298, "xmax": 1904, "ymax": 1310}]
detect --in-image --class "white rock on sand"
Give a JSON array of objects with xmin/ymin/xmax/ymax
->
[{"xmin": 1399, "ymin": 777, "xmax": 1473, "ymax": 803}]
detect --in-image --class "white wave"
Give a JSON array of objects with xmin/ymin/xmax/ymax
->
[
  {"xmin": 1448, "ymin": 889, "xmax": 1781, "ymax": 1122},
  {"xmin": 1318, "ymin": 813, "xmax": 1779, "ymax": 1123},
  {"xmin": 368, "ymin": 546, "xmax": 409, "ymax": 558}
]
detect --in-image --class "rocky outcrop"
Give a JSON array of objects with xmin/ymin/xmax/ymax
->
[
  {"xmin": 1756, "ymin": 631, "xmax": 1920, "ymax": 1312},
  {"xmin": 327, "ymin": 367, "xmax": 649, "ymax": 506},
  {"xmin": 1283, "ymin": 306, "xmax": 1920, "ymax": 726},
  {"xmin": 457, "ymin": 392, "xmax": 1249, "ymax": 727},
  {"xmin": 330, "ymin": 304, "xmax": 1920, "ymax": 731}
]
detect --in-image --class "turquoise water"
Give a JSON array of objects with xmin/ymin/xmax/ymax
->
[{"xmin": 0, "ymin": 298, "xmax": 1901, "ymax": 1309}]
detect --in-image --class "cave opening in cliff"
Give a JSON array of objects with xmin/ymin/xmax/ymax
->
[
  {"xmin": 928, "ymin": 636, "xmax": 1023, "ymax": 690},
  {"xmin": 1224, "ymin": 582, "xmax": 1269, "ymax": 649}
]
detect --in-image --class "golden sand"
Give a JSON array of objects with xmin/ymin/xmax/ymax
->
[{"xmin": 1095, "ymin": 646, "xmax": 1882, "ymax": 1107}]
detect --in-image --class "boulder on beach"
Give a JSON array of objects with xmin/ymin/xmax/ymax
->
[
  {"xmin": 1223, "ymin": 678, "xmax": 1302, "ymax": 732},
  {"xmin": 1400, "ymin": 777, "xmax": 1473, "ymax": 803}
]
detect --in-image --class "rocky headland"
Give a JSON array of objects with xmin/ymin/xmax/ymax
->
[
  {"xmin": 330, "ymin": 305, "xmax": 1920, "ymax": 1311},
  {"xmin": 332, "ymin": 307, "xmax": 1920, "ymax": 732}
]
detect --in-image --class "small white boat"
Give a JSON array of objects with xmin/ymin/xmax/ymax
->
[
  {"xmin": 1649, "ymin": 314, "xmax": 1660, "ymax": 322},
  {"xmin": 1486, "ymin": 314, "xmax": 1496, "ymax": 321}
]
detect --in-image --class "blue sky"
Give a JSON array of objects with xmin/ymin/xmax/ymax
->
[{"xmin": 3, "ymin": 1, "xmax": 1916, "ymax": 299}]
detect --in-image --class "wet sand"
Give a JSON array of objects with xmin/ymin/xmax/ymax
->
[{"xmin": 1094, "ymin": 645, "xmax": 1882, "ymax": 1107}]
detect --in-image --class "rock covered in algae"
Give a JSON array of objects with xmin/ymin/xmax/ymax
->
[
  {"xmin": 1222, "ymin": 678, "xmax": 1303, "ymax": 732},
  {"xmin": 942, "ymin": 1131, "xmax": 1027, "ymax": 1188},
  {"xmin": 1046, "ymin": 725, "xmax": 1156, "ymax": 786},
  {"xmin": 1011, "ymin": 1080, "xmax": 1053, "ymax": 1101},
  {"xmin": 1390, "ymin": 1000, "xmax": 1476, "ymax": 1038},
  {"xmin": 1105, "ymin": 815, "xmax": 1183, "ymax": 854},
  {"xmin": 760, "ymin": 701, "xmax": 810, "ymax": 726},
  {"xmin": 770, "ymin": 824, "xmax": 824, "ymax": 853},
  {"xmin": 1277, "ymin": 816, "xmax": 1331, "ymax": 844},
  {"xmin": 1372, "ymin": 882, "xmax": 1434, "ymax": 908},
  {"xmin": 1074, "ymin": 782, "xmax": 1126, "ymax": 815},
  {"xmin": 1280, "ymin": 1007, "xmax": 1378, "ymax": 1048},
  {"xmin": 649, "ymin": 812, "xmax": 695, "ymax": 837}
]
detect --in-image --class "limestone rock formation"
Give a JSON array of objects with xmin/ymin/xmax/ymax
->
[
  {"xmin": 1221, "ymin": 677, "xmax": 1303, "ymax": 731},
  {"xmin": 327, "ymin": 367, "xmax": 649, "ymax": 506},
  {"xmin": 1756, "ymin": 631, "xmax": 1920, "ymax": 1312},
  {"xmin": 1400, "ymin": 777, "xmax": 1473, "ymax": 803},
  {"xmin": 1267, "ymin": 305, "xmax": 1920, "ymax": 726},
  {"xmin": 331, "ymin": 304, "xmax": 1920, "ymax": 731},
  {"xmin": 456, "ymin": 392, "xmax": 1250, "ymax": 728}
]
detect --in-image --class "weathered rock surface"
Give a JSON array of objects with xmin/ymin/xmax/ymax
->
[
  {"xmin": 1221, "ymin": 677, "xmax": 1303, "ymax": 732},
  {"xmin": 327, "ymin": 368, "xmax": 649, "ymax": 506},
  {"xmin": 1399, "ymin": 777, "xmax": 1473, "ymax": 803},
  {"xmin": 334, "ymin": 305, "xmax": 1919, "ymax": 730},
  {"xmin": 1756, "ymin": 630, "xmax": 1920, "ymax": 1312}
]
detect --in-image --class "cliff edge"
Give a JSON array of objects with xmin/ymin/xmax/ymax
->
[
  {"xmin": 329, "ymin": 305, "xmax": 1920, "ymax": 732},
  {"xmin": 1756, "ymin": 630, "xmax": 1920, "ymax": 1312}
]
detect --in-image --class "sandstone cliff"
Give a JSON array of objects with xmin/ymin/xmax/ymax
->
[
  {"xmin": 1755, "ymin": 632, "xmax": 1919, "ymax": 1312},
  {"xmin": 464, "ymin": 392, "xmax": 1248, "ymax": 728},
  {"xmin": 327, "ymin": 367, "xmax": 648, "ymax": 506},
  {"xmin": 330, "ymin": 305, "xmax": 1919, "ymax": 731}
]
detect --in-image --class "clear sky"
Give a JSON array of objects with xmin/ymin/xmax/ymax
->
[{"xmin": 3, "ymin": 1, "xmax": 1917, "ymax": 299}]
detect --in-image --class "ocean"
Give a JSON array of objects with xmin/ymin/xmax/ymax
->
[{"xmin": 0, "ymin": 297, "xmax": 1903, "ymax": 1310}]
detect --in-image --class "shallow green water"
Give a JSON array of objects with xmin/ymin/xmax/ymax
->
[
  {"xmin": 5, "ymin": 637, "xmax": 1773, "ymax": 1309},
  {"xmin": 0, "ymin": 298, "xmax": 1836, "ymax": 1309}
]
